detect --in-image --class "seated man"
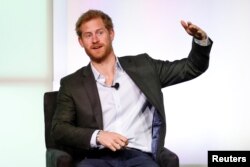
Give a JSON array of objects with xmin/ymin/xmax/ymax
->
[{"xmin": 52, "ymin": 9, "xmax": 213, "ymax": 167}]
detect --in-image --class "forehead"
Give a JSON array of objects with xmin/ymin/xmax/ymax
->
[{"xmin": 80, "ymin": 18, "xmax": 106, "ymax": 33}]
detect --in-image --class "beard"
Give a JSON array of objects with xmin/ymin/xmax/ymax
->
[{"xmin": 84, "ymin": 43, "xmax": 113, "ymax": 63}]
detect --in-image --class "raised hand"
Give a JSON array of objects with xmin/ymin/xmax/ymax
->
[
  {"xmin": 180, "ymin": 20, "xmax": 207, "ymax": 40},
  {"xmin": 97, "ymin": 131, "xmax": 128, "ymax": 151}
]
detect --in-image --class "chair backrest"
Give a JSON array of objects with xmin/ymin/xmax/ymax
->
[{"xmin": 44, "ymin": 91, "xmax": 58, "ymax": 148}]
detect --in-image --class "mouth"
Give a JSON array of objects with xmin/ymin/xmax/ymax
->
[{"xmin": 91, "ymin": 45, "xmax": 103, "ymax": 50}]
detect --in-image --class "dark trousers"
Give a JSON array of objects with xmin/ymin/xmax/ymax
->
[{"xmin": 76, "ymin": 148, "xmax": 159, "ymax": 167}]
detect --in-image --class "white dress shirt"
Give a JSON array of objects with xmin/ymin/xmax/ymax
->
[{"xmin": 90, "ymin": 60, "xmax": 154, "ymax": 153}]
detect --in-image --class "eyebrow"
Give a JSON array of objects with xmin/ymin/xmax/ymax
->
[{"xmin": 83, "ymin": 28, "xmax": 105, "ymax": 34}]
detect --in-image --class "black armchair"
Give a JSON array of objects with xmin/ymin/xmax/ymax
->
[
  {"xmin": 44, "ymin": 91, "xmax": 73, "ymax": 167},
  {"xmin": 44, "ymin": 91, "xmax": 179, "ymax": 167}
]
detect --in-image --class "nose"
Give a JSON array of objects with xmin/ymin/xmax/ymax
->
[{"xmin": 92, "ymin": 34, "xmax": 99, "ymax": 43}]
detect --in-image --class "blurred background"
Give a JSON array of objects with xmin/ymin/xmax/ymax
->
[
  {"xmin": 1, "ymin": 0, "xmax": 250, "ymax": 167},
  {"xmin": 0, "ymin": 0, "xmax": 52, "ymax": 167}
]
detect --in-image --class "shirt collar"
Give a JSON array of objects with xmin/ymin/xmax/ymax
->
[{"xmin": 90, "ymin": 57, "xmax": 124, "ymax": 82}]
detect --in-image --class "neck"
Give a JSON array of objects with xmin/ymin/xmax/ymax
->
[{"xmin": 91, "ymin": 52, "xmax": 116, "ymax": 86}]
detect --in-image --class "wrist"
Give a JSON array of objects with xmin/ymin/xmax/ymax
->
[
  {"xmin": 194, "ymin": 36, "xmax": 209, "ymax": 46},
  {"xmin": 96, "ymin": 130, "xmax": 103, "ymax": 145}
]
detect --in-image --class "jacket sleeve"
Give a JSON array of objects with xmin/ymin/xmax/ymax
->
[
  {"xmin": 148, "ymin": 38, "xmax": 213, "ymax": 88},
  {"xmin": 51, "ymin": 78, "xmax": 95, "ymax": 150}
]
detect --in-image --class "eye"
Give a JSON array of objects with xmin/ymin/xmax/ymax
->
[
  {"xmin": 97, "ymin": 30, "xmax": 104, "ymax": 36},
  {"xmin": 83, "ymin": 33, "xmax": 92, "ymax": 39}
]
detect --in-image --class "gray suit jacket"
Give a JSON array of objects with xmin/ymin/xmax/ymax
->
[{"xmin": 52, "ymin": 39, "xmax": 213, "ymax": 165}]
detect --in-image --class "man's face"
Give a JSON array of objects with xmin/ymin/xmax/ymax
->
[{"xmin": 78, "ymin": 18, "xmax": 114, "ymax": 63}]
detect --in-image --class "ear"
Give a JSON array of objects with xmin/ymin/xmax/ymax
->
[
  {"xmin": 78, "ymin": 37, "xmax": 84, "ymax": 48},
  {"xmin": 109, "ymin": 29, "xmax": 115, "ymax": 41}
]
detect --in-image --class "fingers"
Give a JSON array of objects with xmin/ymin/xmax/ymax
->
[
  {"xmin": 180, "ymin": 20, "xmax": 192, "ymax": 31},
  {"xmin": 115, "ymin": 137, "xmax": 128, "ymax": 147},
  {"xmin": 97, "ymin": 131, "xmax": 128, "ymax": 152},
  {"xmin": 180, "ymin": 20, "xmax": 207, "ymax": 40},
  {"xmin": 180, "ymin": 20, "xmax": 188, "ymax": 29},
  {"xmin": 107, "ymin": 142, "xmax": 120, "ymax": 152},
  {"xmin": 109, "ymin": 135, "xmax": 128, "ymax": 151}
]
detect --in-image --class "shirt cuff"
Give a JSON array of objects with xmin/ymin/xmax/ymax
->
[
  {"xmin": 194, "ymin": 36, "xmax": 210, "ymax": 46},
  {"xmin": 90, "ymin": 130, "xmax": 100, "ymax": 148}
]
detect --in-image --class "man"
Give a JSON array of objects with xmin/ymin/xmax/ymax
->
[{"xmin": 52, "ymin": 9, "xmax": 213, "ymax": 167}]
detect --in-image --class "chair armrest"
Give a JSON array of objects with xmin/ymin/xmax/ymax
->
[
  {"xmin": 159, "ymin": 148, "xmax": 179, "ymax": 167},
  {"xmin": 46, "ymin": 148, "xmax": 73, "ymax": 167}
]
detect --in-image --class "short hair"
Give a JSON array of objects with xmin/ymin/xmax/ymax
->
[{"xmin": 75, "ymin": 9, "xmax": 114, "ymax": 37}]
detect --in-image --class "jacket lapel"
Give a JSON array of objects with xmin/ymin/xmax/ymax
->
[
  {"xmin": 119, "ymin": 57, "xmax": 164, "ymax": 119},
  {"xmin": 81, "ymin": 64, "xmax": 103, "ymax": 129},
  {"xmin": 80, "ymin": 56, "xmax": 165, "ymax": 129}
]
